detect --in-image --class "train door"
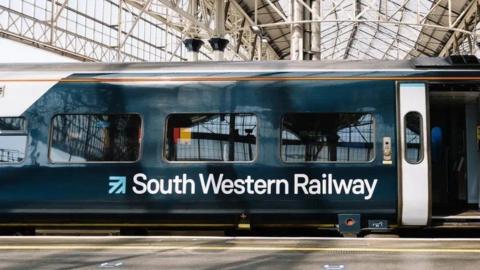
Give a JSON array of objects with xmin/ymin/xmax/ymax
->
[
  {"xmin": 430, "ymin": 99, "xmax": 467, "ymax": 211},
  {"xmin": 429, "ymin": 82, "xmax": 480, "ymax": 223},
  {"xmin": 398, "ymin": 83, "xmax": 430, "ymax": 226}
]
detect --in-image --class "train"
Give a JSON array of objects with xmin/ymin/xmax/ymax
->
[{"xmin": 1, "ymin": 56, "xmax": 480, "ymax": 235}]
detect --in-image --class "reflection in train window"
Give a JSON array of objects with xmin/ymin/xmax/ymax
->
[
  {"xmin": 0, "ymin": 117, "xmax": 27, "ymax": 163},
  {"xmin": 431, "ymin": 126, "xmax": 442, "ymax": 164},
  {"xmin": 281, "ymin": 113, "xmax": 374, "ymax": 162},
  {"xmin": 165, "ymin": 114, "xmax": 257, "ymax": 162},
  {"xmin": 405, "ymin": 112, "xmax": 423, "ymax": 164},
  {"xmin": 49, "ymin": 114, "xmax": 142, "ymax": 162}
]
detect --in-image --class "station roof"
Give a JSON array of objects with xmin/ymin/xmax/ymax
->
[
  {"xmin": 0, "ymin": 0, "xmax": 478, "ymax": 62},
  {"xmin": 409, "ymin": 0, "xmax": 477, "ymax": 57},
  {"xmin": 239, "ymin": 0, "xmax": 479, "ymax": 60},
  {"xmin": 236, "ymin": 0, "xmax": 291, "ymax": 59}
]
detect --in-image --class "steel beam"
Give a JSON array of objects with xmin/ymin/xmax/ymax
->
[
  {"xmin": 291, "ymin": 0, "xmax": 304, "ymax": 60},
  {"xmin": 439, "ymin": 0, "xmax": 479, "ymax": 56},
  {"xmin": 311, "ymin": 0, "xmax": 321, "ymax": 60}
]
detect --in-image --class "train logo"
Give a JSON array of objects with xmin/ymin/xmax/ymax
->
[{"xmin": 108, "ymin": 176, "xmax": 127, "ymax": 194}]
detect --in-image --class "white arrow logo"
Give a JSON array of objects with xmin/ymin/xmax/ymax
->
[{"xmin": 108, "ymin": 176, "xmax": 126, "ymax": 194}]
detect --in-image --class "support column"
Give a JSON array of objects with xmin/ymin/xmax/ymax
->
[
  {"xmin": 183, "ymin": 38, "xmax": 204, "ymax": 61},
  {"xmin": 184, "ymin": 0, "xmax": 203, "ymax": 61},
  {"xmin": 291, "ymin": 0, "xmax": 304, "ymax": 60},
  {"xmin": 475, "ymin": 6, "xmax": 480, "ymax": 56},
  {"xmin": 117, "ymin": 0, "xmax": 123, "ymax": 62},
  {"xmin": 50, "ymin": 0, "xmax": 56, "ymax": 45},
  {"xmin": 257, "ymin": 37, "xmax": 262, "ymax": 60},
  {"xmin": 209, "ymin": 38, "xmax": 229, "ymax": 61},
  {"xmin": 311, "ymin": 0, "xmax": 321, "ymax": 60},
  {"xmin": 209, "ymin": 0, "xmax": 229, "ymax": 61}
]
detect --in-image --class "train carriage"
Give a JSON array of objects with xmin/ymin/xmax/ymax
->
[{"xmin": 0, "ymin": 56, "xmax": 479, "ymax": 234}]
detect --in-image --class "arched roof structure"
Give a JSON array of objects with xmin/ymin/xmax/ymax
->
[{"xmin": 0, "ymin": 0, "xmax": 478, "ymax": 62}]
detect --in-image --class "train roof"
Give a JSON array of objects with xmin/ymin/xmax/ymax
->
[{"xmin": 0, "ymin": 56, "xmax": 479, "ymax": 74}]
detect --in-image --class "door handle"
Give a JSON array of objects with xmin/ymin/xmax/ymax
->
[{"xmin": 383, "ymin": 137, "xmax": 392, "ymax": 164}]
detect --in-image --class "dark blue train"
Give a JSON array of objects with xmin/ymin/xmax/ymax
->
[{"xmin": 1, "ymin": 56, "xmax": 480, "ymax": 234}]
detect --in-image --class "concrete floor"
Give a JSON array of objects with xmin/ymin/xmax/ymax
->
[{"xmin": 0, "ymin": 236, "xmax": 480, "ymax": 269}]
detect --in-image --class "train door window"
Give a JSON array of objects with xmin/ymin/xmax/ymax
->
[
  {"xmin": 404, "ymin": 111, "xmax": 423, "ymax": 164},
  {"xmin": 0, "ymin": 117, "xmax": 27, "ymax": 163},
  {"xmin": 281, "ymin": 113, "xmax": 374, "ymax": 162},
  {"xmin": 165, "ymin": 113, "xmax": 257, "ymax": 162},
  {"xmin": 49, "ymin": 114, "xmax": 142, "ymax": 162}
]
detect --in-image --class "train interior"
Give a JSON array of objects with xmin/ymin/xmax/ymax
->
[{"xmin": 429, "ymin": 82, "xmax": 480, "ymax": 225}]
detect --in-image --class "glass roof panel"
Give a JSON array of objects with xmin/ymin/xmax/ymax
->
[{"xmin": 271, "ymin": 0, "xmax": 477, "ymax": 60}]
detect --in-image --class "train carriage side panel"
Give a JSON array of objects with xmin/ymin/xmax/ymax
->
[{"xmin": 0, "ymin": 72, "xmax": 398, "ymax": 226}]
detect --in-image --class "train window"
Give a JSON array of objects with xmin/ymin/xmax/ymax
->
[
  {"xmin": 49, "ymin": 114, "xmax": 142, "ymax": 163},
  {"xmin": 404, "ymin": 112, "xmax": 423, "ymax": 164},
  {"xmin": 0, "ymin": 117, "xmax": 27, "ymax": 163},
  {"xmin": 165, "ymin": 113, "xmax": 257, "ymax": 162},
  {"xmin": 281, "ymin": 113, "xmax": 374, "ymax": 162}
]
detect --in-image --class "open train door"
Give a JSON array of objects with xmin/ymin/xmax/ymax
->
[{"xmin": 398, "ymin": 83, "xmax": 430, "ymax": 226}]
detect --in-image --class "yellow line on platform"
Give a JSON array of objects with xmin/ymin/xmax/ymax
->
[{"xmin": 0, "ymin": 245, "xmax": 479, "ymax": 253}]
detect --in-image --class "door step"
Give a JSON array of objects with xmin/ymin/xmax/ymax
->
[
  {"xmin": 431, "ymin": 222, "xmax": 480, "ymax": 228},
  {"xmin": 432, "ymin": 214, "xmax": 480, "ymax": 228},
  {"xmin": 432, "ymin": 215, "xmax": 480, "ymax": 221}
]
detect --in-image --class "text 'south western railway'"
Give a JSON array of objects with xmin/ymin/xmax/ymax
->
[{"xmin": 125, "ymin": 173, "xmax": 378, "ymax": 200}]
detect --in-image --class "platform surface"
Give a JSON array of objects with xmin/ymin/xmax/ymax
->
[{"xmin": 1, "ymin": 236, "xmax": 480, "ymax": 269}]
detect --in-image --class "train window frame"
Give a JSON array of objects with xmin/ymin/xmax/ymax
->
[
  {"xmin": 163, "ymin": 113, "xmax": 259, "ymax": 164},
  {"xmin": 279, "ymin": 112, "xmax": 376, "ymax": 164},
  {"xmin": 47, "ymin": 113, "xmax": 144, "ymax": 164},
  {"xmin": 403, "ymin": 111, "xmax": 424, "ymax": 164},
  {"xmin": 0, "ymin": 116, "xmax": 28, "ymax": 165}
]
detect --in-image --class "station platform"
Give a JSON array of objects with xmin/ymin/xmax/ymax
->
[{"xmin": 0, "ymin": 236, "xmax": 479, "ymax": 269}]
